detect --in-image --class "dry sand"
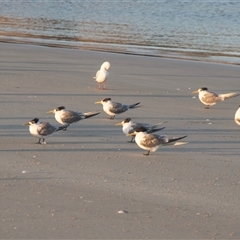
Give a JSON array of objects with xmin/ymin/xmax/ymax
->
[{"xmin": 1, "ymin": 42, "xmax": 240, "ymax": 239}]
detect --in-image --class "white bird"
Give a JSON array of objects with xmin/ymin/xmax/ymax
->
[
  {"xmin": 95, "ymin": 98, "xmax": 140, "ymax": 119},
  {"xmin": 115, "ymin": 117, "xmax": 167, "ymax": 142},
  {"xmin": 24, "ymin": 118, "xmax": 65, "ymax": 144},
  {"xmin": 128, "ymin": 127, "xmax": 188, "ymax": 156},
  {"xmin": 234, "ymin": 105, "xmax": 240, "ymax": 126},
  {"xmin": 93, "ymin": 61, "xmax": 110, "ymax": 90},
  {"xmin": 47, "ymin": 106, "xmax": 100, "ymax": 130},
  {"xmin": 192, "ymin": 87, "xmax": 239, "ymax": 109}
]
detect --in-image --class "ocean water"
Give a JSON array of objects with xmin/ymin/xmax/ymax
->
[{"xmin": 0, "ymin": 0, "xmax": 240, "ymax": 64}]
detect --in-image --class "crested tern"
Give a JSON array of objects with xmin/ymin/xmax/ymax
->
[
  {"xmin": 234, "ymin": 105, "xmax": 240, "ymax": 126},
  {"xmin": 24, "ymin": 118, "xmax": 65, "ymax": 144},
  {"xmin": 95, "ymin": 98, "xmax": 140, "ymax": 119},
  {"xmin": 47, "ymin": 106, "xmax": 100, "ymax": 130},
  {"xmin": 116, "ymin": 117, "xmax": 167, "ymax": 142},
  {"xmin": 93, "ymin": 61, "xmax": 110, "ymax": 90},
  {"xmin": 192, "ymin": 87, "xmax": 239, "ymax": 109},
  {"xmin": 128, "ymin": 126, "xmax": 188, "ymax": 156}
]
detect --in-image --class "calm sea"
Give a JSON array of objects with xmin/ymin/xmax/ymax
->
[{"xmin": 0, "ymin": 0, "xmax": 240, "ymax": 64}]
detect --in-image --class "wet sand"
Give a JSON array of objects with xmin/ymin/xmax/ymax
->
[{"xmin": 1, "ymin": 42, "xmax": 240, "ymax": 239}]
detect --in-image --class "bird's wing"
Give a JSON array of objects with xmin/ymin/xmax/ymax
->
[
  {"xmin": 202, "ymin": 91, "xmax": 220, "ymax": 103},
  {"xmin": 140, "ymin": 134, "xmax": 165, "ymax": 148},
  {"xmin": 131, "ymin": 122, "xmax": 144, "ymax": 129},
  {"xmin": 37, "ymin": 123, "xmax": 56, "ymax": 136},
  {"xmin": 61, "ymin": 110, "xmax": 84, "ymax": 124},
  {"xmin": 109, "ymin": 102, "xmax": 128, "ymax": 114}
]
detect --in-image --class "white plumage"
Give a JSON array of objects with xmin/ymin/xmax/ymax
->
[
  {"xmin": 192, "ymin": 87, "xmax": 239, "ymax": 109},
  {"xmin": 95, "ymin": 98, "xmax": 140, "ymax": 119},
  {"xmin": 24, "ymin": 118, "xmax": 64, "ymax": 144},
  {"xmin": 129, "ymin": 127, "xmax": 188, "ymax": 156},
  {"xmin": 93, "ymin": 61, "xmax": 110, "ymax": 90},
  {"xmin": 234, "ymin": 105, "xmax": 240, "ymax": 126},
  {"xmin": 47, "ymin": 106, "xmax": 100, "ymax": 130},
  {"xmin": 116, "ymin": 117, "xmax": 166, "ymax": 142}
]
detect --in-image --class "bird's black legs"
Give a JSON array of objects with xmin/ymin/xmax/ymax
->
[
  {"xmin": 62, "ymin": 125, "xmax": 68, "ymax": 131},
  {"xmin": 109, "ymin": 116, "xmax": 115, "ymax": 120},
  {"xmin": 130, "ymin": 136, "xmax": 135, "ymax": 143},
  {"xmin": 143, "ymin": 150, "xmax": 150, "ymax": 156},
  {"xmin": 36, "ymin": 138, "xmax": 46, "ymax": 144},
  {"xmin": 204, "ymin": 105, "xmax": 210, "ymax": 109}
]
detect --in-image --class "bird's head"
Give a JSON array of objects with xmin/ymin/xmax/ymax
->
[
  {"xmin": 101, "ymin": 61, "xmax": 110, "ymax": 70},
  {"xmin": 23, "ymin": 118, "xmax": 39, "ymax": 126},
  {"xmin": 115, "ymin": 118, "xmax": 132, "ymax": 126},
  {"xmin": 192, "ymin": 87, "xmax": 208, "ymax": 94},
  {"xmin": 95, "ymin": 98, "xmax": 111, "ymax": 105},
  {"xmin": 47, "ymin": 106, "xmax": 65, "ymax": 114}
]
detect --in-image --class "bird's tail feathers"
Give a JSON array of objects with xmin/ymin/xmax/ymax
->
[
  {"xmin": 84, "ymin": 111, "xmax": 100, "ymax": 119},
  {"xmin": 129, "ymin": 102, "xmax": 140, "ymax": 109},
  {"xmin": 168, "ymin": 135, "xmax": 188, "ymax": 144},
  {"xmin": 219, "ymin": 92, "xmax": 239, "ymax": 100},
  {"xmin": 173, "ymin": 141, "xmax": 188, "ymax": 146}
]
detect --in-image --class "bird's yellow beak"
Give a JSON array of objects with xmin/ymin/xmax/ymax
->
[
  {"xmin": 23, "ymin": 122, "xmax": 30, "ymax": 126},
  {"xmin": 94, "ymin": 101, "xmax": 102, "ymax": 104},
  {"xmin": 47, "ymin": 110, "xmax": 55, "ymax": 114},
  {"xmin": 115, "ymin": 121, "xmax": 123, "ymax": 126},
  {"xmin": 192, "ymin": 90, "xmax": 199, "ymax": 94}
]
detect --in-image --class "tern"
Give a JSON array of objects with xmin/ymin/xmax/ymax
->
[
  {"xmin": 192, "ymin": 87, "xmax": 239, "ymax": 109},
  {"xmin": 116, "ymin": 117, "xmax": 167, "ymax": 142},
  {"xmin": 93, "ymin": 61, "xmax": 110, "ymax": 90},
  {"xmin": 234, "ymin": 105, "xmax": 240, "ymax": 126},
  {"xmin": 24, "ymin": 118, "xmax": 65, "ymax": 144},
  {"xmin": 95, "ymin": 98, "xmax": 140, "ymax": 119},
  {"xmin": 128, "ymin": 127, "xmax": 188, "ymax": 156},
  {"xmin": 47, "ymin": 106, "xmax": 100, "ymax": 130}
]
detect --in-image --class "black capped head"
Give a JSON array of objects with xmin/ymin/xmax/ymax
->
[
  {"xmin": 23, "ymin": 118, "xmax": 39, "ymax": 126},
  {"xmin": 124, "ymin": 118, "xmax": 132, "ymax": 123},
  {"xmin": 31, "ymin": 118, "xmax": 39, "ymax": 123},
  {"xmin": 102, "ymin": 98, "xmax": 111, "ymax": 102},
  {"xmin": 56, "ymin": 106, "xmax": 65, "ymax": 111},
  {"xmin": 200, "ymin": 87, "xmax": 208, "ymax": 91}
]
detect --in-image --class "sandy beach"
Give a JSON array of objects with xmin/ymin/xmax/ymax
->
[{"xmin": 1, "ymin": 42, "xmax": 240, "ymax": 239}]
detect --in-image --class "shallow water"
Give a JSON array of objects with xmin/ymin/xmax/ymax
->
[{"xmin": 0, "ymin": 0, "xmax": 240, "ymax": 64}]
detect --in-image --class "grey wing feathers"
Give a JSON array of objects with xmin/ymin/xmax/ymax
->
[
  {"xmin": 61, "ymin": 110, "xmax": 84, "ymax": 124},
  {"xmin": 132, "ymin": 122, "xmax": 147, "ymax": 129},
  {"xmin": 109, "ymin": 102, "xmax": 128, "ymax": 114},
  {"xmin": 37, "ymin": 123, "xmax": 57, "ymax": 136}
]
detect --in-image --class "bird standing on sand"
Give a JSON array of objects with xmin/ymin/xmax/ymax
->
[
  {"xmin": 47, "ymin": 106, "xmax": 100, "ymax": 130},
  {"xmin": 192, "ymin": 87, "xmax": 239, "ymax": 109},
  {"xmin": 234, "ymin": 105, "xmax": 240, "ymax": 126},
  {"xmin": 93, "ymin": 61, "xmax": 110, "ymax": 90},
  {"xmin": 24, "ymin": 118, "xmax": 65, "ymax": 144},
  {"xmin": 115, "ymin": 117, "xmax": 166, "ymax": 142},
  {"xmin": 128, "ymin": 127, "xmax": 188, "ymax": 156},
  {"xmin": 95, "ymin": 98, "xmax": 140, "ymax": 119}
]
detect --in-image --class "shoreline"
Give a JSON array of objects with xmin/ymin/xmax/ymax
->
[{"xmin": 1, "ymin": 36, "xmax": 240, "ymax": 66}]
